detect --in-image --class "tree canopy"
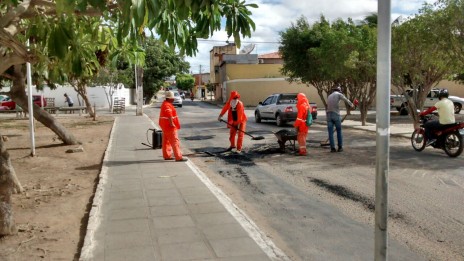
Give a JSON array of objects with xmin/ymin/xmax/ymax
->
[
  {"xmin": 0, "ymin": 0, "xmax": 258, "ymax": 144},
  {"xmin": 391, "ymin": 1, "xmax": 460, "ymax": 121},
  {"xmin": 175, "ymin": 73, "xmax": 195, "ymax": 91},
  {"xmin": 0, "ymin": 0, "xmax": 258, "ymax": 79},
  {"xmin": 142, "ymin": 38, "xmax": 189, "ymax": 99},
  {"xmin": 279, "ymin": 16, "xmax": 377, "ymax": 125}
]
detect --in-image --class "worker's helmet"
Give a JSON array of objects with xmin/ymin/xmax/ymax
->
[{"xmin": 438, "ymin": 88, "xmax": 449, "ymax": 99}]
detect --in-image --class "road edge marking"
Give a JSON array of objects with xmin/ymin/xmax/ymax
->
[{"xmin": 186, "ymin": 160, "xmax": 291, "ymax": 261}]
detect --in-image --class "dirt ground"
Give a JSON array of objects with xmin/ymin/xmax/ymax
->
[{"xmin": 0, "ymin": 115, "xmax": 114, "ymax": 261}]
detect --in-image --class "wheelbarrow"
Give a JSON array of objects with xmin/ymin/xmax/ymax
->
[{"xmin": 274, "ymin": 129, "xmax": 297, "ymax": 152}]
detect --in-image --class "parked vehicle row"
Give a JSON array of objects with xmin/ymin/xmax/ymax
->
[
  {"xmin": 391, "ymin": 89, "xmax": 464, "ymax": 115},
  {"xmin": 254, "ymin": 93, "xmax": 318, "ymax": 126},
  {"xmin": 0, "ymin": 95, "xmax": 47, "ymax": 110}
]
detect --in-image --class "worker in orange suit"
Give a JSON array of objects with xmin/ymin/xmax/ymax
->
[
  {"xmin": 294, "ymin": 93, "xmax": 310, "ymax": 156},
  {"xmin": 217, "ymin": 90, "xmax": 248, "ymax": 153},
  {"xmin": 159, "ymin": 91, "xmax": 187, "ymax": 162}
]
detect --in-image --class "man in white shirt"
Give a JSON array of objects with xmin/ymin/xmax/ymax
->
[{"xmin": 419, "ymin": 89, "xmax": 455, "ymax": 146}]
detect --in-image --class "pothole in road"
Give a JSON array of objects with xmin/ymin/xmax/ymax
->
[
  {"xmin": 309, "ymin": 178, "xmax": 406, "ymax": 220},
  {"xmin": 194, "ymin": 144, "xmax": 285, "ymax": 165}
]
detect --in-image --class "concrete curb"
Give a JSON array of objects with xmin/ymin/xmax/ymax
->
[{"xmin": 79, "ymin": 117, "xmax": 118, "ymax": 261}]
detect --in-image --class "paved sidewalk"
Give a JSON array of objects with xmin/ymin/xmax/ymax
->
[
  {"xmin": 312, "ymin": 112, "xmax": 413, "ymax": 139},
  {"xmin": 336, "ymin": 119, "xmax": 412, "ymax": 138},
  {"xmin": 80, "ymin": 114, "xmax": 286, "ymax": 261}
]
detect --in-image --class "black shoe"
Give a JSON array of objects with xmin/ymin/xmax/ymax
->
[
  {"xmin": 337, "ymin": 147, "xmax": 343, "ymax": 152},
  {"xmin": 225, "ymin": 146, "xmax": 236, "ymax": 152},
  {"xmin": 330, "ymin": 148, "xmax": 337, "ymax": 152},
  {"xmin": 175, "ymin": 158, "xmax": 188, "ymax": 162}
]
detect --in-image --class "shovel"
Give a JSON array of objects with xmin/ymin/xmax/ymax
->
[{"xmin": 220, "ymin": 119, "xmax": 265, "ymax": 140}]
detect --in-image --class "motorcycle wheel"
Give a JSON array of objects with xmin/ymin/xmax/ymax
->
[
  {"xmin": 411, "ymin": 129, "xmax": 426, "ymax": 151},
  {"xmin": 443, "ymin": 132, "xmax": 463, "ymax": 157}
]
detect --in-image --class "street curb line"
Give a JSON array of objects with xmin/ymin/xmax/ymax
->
[
  {"xmin": 79, "ymin": 117, "xmax": 118, "ymax": 261},
  {"xmin": 186, "ymin": 160, "xmax": 291, "ymax": 261}
]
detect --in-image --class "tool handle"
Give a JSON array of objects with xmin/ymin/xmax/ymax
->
[{"xmin": 220, "ymin": 119, "xmax": 253, "ymax": 138}]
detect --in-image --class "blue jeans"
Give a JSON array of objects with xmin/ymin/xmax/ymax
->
[{"xmin": 327, "ymin": 112, "xmax": 342, "ymax": 149}]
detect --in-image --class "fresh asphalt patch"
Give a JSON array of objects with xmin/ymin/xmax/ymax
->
[
  {"xmin": 309, "ymin": 178, "xmax": 406, "ymax": 221},
  {"xmin": 184, "ymin": 135, "xmax": 215, "ymax": 140}
]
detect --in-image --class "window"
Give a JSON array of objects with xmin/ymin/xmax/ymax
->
[
  {"xmin": 279, "ymin": 94, "xmax": 297, "ymax": 104},
  {"xmin": 270, "ymin": 96, "xmax": 278, "ymax": 104},
  {"xmin": 262, "ymin": 97, "xmax": 273, "ymax": 105}
]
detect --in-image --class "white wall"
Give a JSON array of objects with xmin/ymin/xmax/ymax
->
[{"xmin": 2, "ymin": 85, "xmax": 132, "ymax": 108}]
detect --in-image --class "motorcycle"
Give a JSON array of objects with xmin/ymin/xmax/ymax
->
[{"xmin": 411, "ymin": 114, "xmax": 464, "ymax": 157}]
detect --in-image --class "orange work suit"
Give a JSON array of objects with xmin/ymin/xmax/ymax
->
[
  {"xmin": 293, "ymin": 93, "xmax": 310, "ymax": 156},
  {"xmin": 159, "ymin": 101, "xmax": 183, "ymax": 160},
  {"xmin": 219, "ymin": 91, "xmax": 248, "ymax": 151}
]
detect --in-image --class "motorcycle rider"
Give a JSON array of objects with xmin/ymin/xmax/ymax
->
[{"xmin": 419, "ymin": 88, "xmax": 455, "ymax": 146}]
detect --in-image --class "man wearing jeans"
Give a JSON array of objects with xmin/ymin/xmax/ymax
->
[{"xmin": 326, "ymin": 86, "xmax": 354, "ymax": 152}]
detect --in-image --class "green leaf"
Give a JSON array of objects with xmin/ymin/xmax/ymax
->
[{"xmin": 72, "ymin": 54, "xmax": 83, "ymax": 75}]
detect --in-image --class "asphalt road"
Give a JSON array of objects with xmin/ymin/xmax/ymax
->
[{"xmin": 146, "ymin": 100, "xmax": 464, "ymax": 261}]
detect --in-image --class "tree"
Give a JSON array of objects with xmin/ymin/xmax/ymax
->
[
  {"xmin": 143, "ymin": 38, "xmax": 189, "ymax": 100},
  {"xmin": 205, "ymin": 81, "xmax": 215, "ymax": 100},
  {"xmin": 92, "ymin": 58, "xmax": 133, "ymax": 112},
  {"xmin": 435, "ymin": 0, "xmax": 464, "ymax": 66},
  {"xmin": 0, "ymin": 135, "xmax": 24, "ymax": 235},
  {"xmin": 176, "ymin": 74, "xmax": 195, "ymax": 91},
  {"xmin": 391, "ymin": 3, "xmax": 458, "ymax": 124},
  {"xmin": 0, "ymin": 0, "xmax": 257, "ymax": 140},
  {"xmin": 434, "ymin": 0, "xmax": 464, "ymax": 86},
  {"xmin": 280, "ymin": 16, "xmax": 377, "ymax": 125},
  {"xmin": 344, "ymin": 20, "xmax": 377, "ymax": 125},
  {"xmin": 280, "ymin": 16, "xmax": 334, "ymax": 108},
  {"xmin": 0, "ymin": 0, "xmax": 258, "ymax": 236}
]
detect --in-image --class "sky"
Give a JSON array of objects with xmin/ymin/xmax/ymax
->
[{"xmin": 185, "ymin": 0, "xmax": 436, "ymax": 75}]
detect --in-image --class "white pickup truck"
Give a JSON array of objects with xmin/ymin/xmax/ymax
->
[{"xmin": 391, "ymin": 89, "xmax": 464, "ymax": 115}]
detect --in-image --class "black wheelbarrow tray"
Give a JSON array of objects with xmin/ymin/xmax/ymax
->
[{"xmin": 274, "ymin": 129, "xmax": 297, "ymax": 152}]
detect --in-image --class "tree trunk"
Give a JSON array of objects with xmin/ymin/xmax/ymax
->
[
  {"xmin": 360, "ymin": 102, "xmax": 368, "ymax": 126},
  {"xmin": 73, "ymin": 81, "xmax": 95, "ymax": 118},
  {"xmin": 10, "ymin": 66, "xmax": 79, "ymax": 145},
  {"xmin": 0, "ymin": 134, "xmax": 21, "ymax": 236}
]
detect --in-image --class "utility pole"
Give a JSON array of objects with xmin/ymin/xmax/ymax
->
[
  {"xmin": 199, "ymin": 65, "xmax": 203, "ymax": 100},
  {"xmin": 135, "ymin": 65, "xmax": 143, "ymax": 116},
  {"xmin": 26, "ymin": 38, "xmax": 35, "ymax": 156},
  {"xmin": 375, "ymin": 0, "xmax": 391, "ymax": 260}
]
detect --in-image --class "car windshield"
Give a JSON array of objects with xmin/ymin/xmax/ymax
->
[{"xmin": 173, "ymin": 92, "xmax": 180, "ymax": 97}]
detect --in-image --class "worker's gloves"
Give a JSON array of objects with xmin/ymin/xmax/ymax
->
[{"xmin": 217, "ymin": 116, "xmax": 222, "ymax": 122}]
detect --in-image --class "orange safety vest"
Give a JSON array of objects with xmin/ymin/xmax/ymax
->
[
  {"xmin": 220, "ymin": 100, "xmax": 247, "ymax": 126},
  {"xmin": 159, "ymin": 101, "xmax": 180, "ymax": 130},
  {"xmin": 294, "ymin": 93, "xmax": 310, "ymax": 132}
]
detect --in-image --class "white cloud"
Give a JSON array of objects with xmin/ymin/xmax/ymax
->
[{"xmin": 185, "ymin": 0, "xmax": 429, "ymax": 74}]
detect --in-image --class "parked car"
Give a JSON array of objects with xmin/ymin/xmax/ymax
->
[
  {"xmin": 171, "ymin": 91, "xmax": 183, "ymax": 107},
  {"xmin": 391, "ymin": 89, "xmax": 464, "ymax": 115},
  {"xmin": 0, "ymin": 95, "xmax": 47, "ymax": 110},
  {"xmin": 255, "ymin": 93, "xmax": 318, "ymax": 126}
]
